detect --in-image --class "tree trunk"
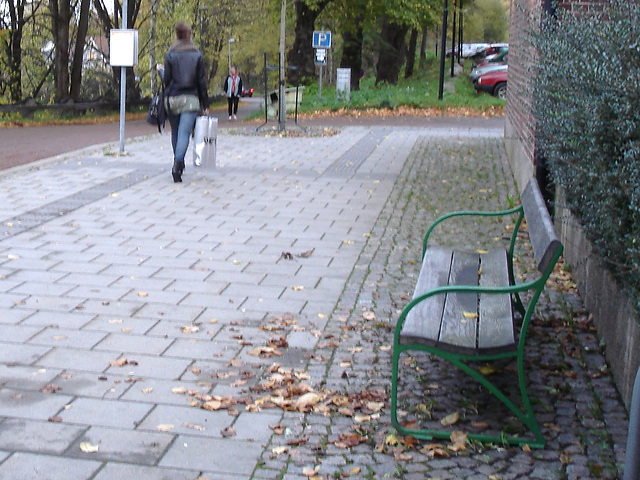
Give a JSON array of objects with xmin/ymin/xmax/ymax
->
[
  {"xmin": 375, "ymin": 17, "xmax": 408, "ymax": 86},
  {"xmin": 8, "ymin": 27, "xmax": 23, "ymax": 102},
  {"xmin": 50, "ymin": 0, "xmax": 72, "ymax": 103},
  {"xmin": 70, "ymin": 0, "xmax": 91, "ymax": 100},
  {"xmin": 5, "ymin": 0, "xmax": 26, "ymax": 102},
  {"xmin": 340, "ymin": 22, "xmax": 363, "ymax": 91},
  {"xmin": 419, "ymin": 26, "xmax": 428, "ymax": 70},
  {"xmin": 287, "ymin": 0, "xmax": 332, "ymax": 85},
  {"xmin": 405, "ymin": 28, "xmax": 418, "ymax": 79}
]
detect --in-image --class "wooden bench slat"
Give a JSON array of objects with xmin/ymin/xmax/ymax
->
[
  {"xmin": 478, "ymin": 249, "xmax": 515, "ymax": 350},
  {"xmin": 438, "ymin": 252, "xmax": 479, "ymax": 351},
  {"xmin": 401, "ymin": 246, "xmax": 453, "ymax": 346}
]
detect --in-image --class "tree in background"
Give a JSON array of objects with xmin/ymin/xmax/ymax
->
[
  {"xmin": 375, "ymin": 0, "xmax": 436, "ymax": 85},
  {"xmin": 463, "ymin": 0, "xmax": 508, "ymax": 43},
  {"xmin": 1, "ymin": 0, "xmax": 44, "ymax": 102},
  {"xmin": 49, "ymin": 0, "xmax": 91, "ymax": 102},
  {"xmin": 286, "ymin": 0, "xmax": 333, "ymax": 85}
]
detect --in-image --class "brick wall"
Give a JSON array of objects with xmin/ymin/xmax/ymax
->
[
  {"xmin": 504, "ymin": 0, "xmax": 542, "ymax": 191},
  {"xmin": 505, "ymin": 0, "xmax": 608, "ymax": 191}
]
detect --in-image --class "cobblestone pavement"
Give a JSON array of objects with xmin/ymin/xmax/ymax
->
[{"xmin": 0, "ymin": 119, "xmax": 628, "ymax": 480}]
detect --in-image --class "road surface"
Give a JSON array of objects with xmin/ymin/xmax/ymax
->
[{"xmin": 0, "ymin": 98, "xmax": 504, "ymax": 170}]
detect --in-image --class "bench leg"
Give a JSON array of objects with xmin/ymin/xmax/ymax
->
[{"xmin": 391, "ymin": 344, "xmax": 545, "ymax": 448}]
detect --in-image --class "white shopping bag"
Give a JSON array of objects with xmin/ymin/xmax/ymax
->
[{"xmin": 193, "ymin": 116, "xmax": 217, "ymax": 168}]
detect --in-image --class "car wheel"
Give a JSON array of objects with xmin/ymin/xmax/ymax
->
[{"xmin": 494, "ymin": 82, "xmax": 507, "ymax": 99}]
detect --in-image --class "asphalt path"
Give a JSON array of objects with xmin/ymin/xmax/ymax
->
[{"xmin": 0, "ymin": 97, "xmax": 504, "ymax": 170}]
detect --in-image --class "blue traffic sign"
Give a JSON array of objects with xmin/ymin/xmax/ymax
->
[{"xmin": 312, "ymin": 31, "xmax": 331, "ymax": 49}]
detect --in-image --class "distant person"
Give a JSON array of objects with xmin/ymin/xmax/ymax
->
[
  {"xmin": 224, "ymin": 66, "xmax": 243, "ymax": 120},
  {"xmin": 157, "ymin": 21, "xmax": 209, "ymax": 183}
]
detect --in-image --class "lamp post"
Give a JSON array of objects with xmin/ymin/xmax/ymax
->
[{"xmin": 228, "ymin": 37, "xmax": 235, "ymax": 73}]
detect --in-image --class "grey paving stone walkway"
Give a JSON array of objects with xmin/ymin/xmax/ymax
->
[{"xmin": 0, "ymin": 120, "xmax": 628, "ymax": 480}]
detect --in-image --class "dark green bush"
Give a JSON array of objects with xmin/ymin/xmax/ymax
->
[{"xmin": 534, "ymin": 0, "xmax": 640, "ymax": 314}]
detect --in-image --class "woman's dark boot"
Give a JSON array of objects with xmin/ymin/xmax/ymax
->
[{"xmin": 172, "ymin": 162, "xmax": 184, "ymax": 183}]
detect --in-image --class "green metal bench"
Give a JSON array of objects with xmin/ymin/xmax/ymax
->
[{"xmin": 391, "ymin": 178, "xmax": 563, "ymax": 448}]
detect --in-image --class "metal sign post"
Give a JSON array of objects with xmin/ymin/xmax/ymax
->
[
  {"xmin": 110, "ymin": 3, "xmax": 138, "ymax": 154},
  {"xmin": 314, "ymin": 48, "xmax": 327, "ymax": 98}
]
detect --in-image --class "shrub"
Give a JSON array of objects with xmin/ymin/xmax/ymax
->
[{"xmin": 533, "ymin": 0, "xmax": 640, "ymax": 314}]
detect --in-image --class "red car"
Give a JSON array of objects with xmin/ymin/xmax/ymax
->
[
  {"xmin": 241, "ymin": 87, "xmax": 254, "ymax": 97},
  {"xmin": 474, "ymin": 69, "xmax": 507, "ymax": 99}
]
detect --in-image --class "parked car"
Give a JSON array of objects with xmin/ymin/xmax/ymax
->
[
  {"xmin": 474, "ymin": 69, "xmax": 507, "ymax": 99},
  {"xmin": 447, "ymin": 43, "xmax": 489, "ymax": 58},
  {"xmin": 469, "ymin": 63, "xmax": 508, "ymax": 83},
  {"xmin": 478, "ymin": 48, "xmax": 509, "ymax": 67},
  {"xmin": 472, "ymin": 43, "xmax": 509, "ymax": 66},
  {"xmin": 241, "ymin": 87, "xmax": 254, "ymax": 97}
]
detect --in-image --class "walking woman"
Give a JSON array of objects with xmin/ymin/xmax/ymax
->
[
  {"xmin": 158, "ymin": 22, "xmax": 209, "ymax": 182},
  {"xmin": 223, "ymin": 66, "xmax": 242, "ymax": 120}
]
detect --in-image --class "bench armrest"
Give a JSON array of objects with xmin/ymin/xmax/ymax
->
[{"xmin": 422, "ymin": 205, "xmax": 524, "ymax": 259}]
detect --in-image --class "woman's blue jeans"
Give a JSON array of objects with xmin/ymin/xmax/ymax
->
[{"xmin": 168, "ymin": 110, "xmax": 198, "ymax": 166}]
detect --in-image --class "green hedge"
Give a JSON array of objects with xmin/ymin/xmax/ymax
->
[{"xmin": 533, "ymin": 0, "xmax": 640, "ymax": 315}]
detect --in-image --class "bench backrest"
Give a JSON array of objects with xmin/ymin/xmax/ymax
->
[{"xmin": 521, "ymin": 178, "xmax": 563, "ymax": 273}]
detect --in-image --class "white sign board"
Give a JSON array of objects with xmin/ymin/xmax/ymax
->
[
  {"xmin": 315, "ymin": 48, "xmax": 327, "ymax": 65},
  {"xmin": 110, "ymin": 29, "xmax": 139, "ymax": 67},
  {"xmin": 336, "ymin": 68, "xmax": 351, "ymax": 102}
]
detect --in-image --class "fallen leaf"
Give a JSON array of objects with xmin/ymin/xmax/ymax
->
[
  {"xmin": 385, "ymin": 433, "xmax": 400, "ymax": 446},
  {"xmin": 286, "ymin": 437, "xmax": 309, "ymax": 447},
  {"xmin": 471, "ymin": 421, "xmax": 489, "ymax": 430},
  {"xmin": 220, "ymin": 426, "xmax": 236, "ymax": 438},
  {"xmin": 479, "ymin": 365, "xmax": 498, "ymax": 375},
  {"xmin": 334, "ymin": 433, "xmax": 367, "ymax": 448},
  {"xmin": 395, "ymin": 451, "xmax": 413, "ymax": 461},
  {"xmin": 440, "ymin": 412, "xmax": 460, "ymax": 426},
  {"xmin": 202, "ymin": 400, "xmax": 223, "ymax": 411},
  {"xmin": 172, "ymin": 386, "xmax": 187, "ymax": 394},
  {"xmin": 181, "ymin": 325, "xmax": 200, "ymax": 334},
  {"xmin": 463, "ymin": 311, "xmax": 478, "ymax": 319},
  {"xmin": 272, "ymin": 445, "xmax": 289, "ymax": 455},
  {"xmin": 157, "ymin": 424, "xmax": 174, "ymax": 432},
  {"xmin": 420, "ymin": 443, "xmax": 450, "ymax": 458},
  {"xmin": 41, "ymin": 384, "xmax": 62, "ymax": 394},
  {"xmin": 138, "ymin": 292, "xmax": 148, "ymax": 297},
  {"xmin": 295, "ymin": 392, "xmax": 321, "ymax": 412},
  {"xmin": 362, "ymin": 311, "xmax": 376, "ymax": 321},
  {"xmin": 450, "ymin": 431, "xmax": 468, "ymax": 451},
  {"xmin": 270, "ymin": 424, "xmax": 286, "ymax": 435},
  {"xmin": 302, "ymin": 466, "xmax": 320, "ymax": 477},
  {"xmin": 184, "ymin": 423, "xmax": 206, "ymax": 432},
  {"xmin": 109, "ymin": 357, "xmax": 129, "ymax": 367},
  {"xmin": 291, "ymin": 285, "xmax": 304, "ymax": 291},
  {"xmin": 79, "ymin": 442, "xmax": 99, "ymax": 453},
  {"xmin": 354, "ymin": 413, "xmax": 371, "ymax": 423}
]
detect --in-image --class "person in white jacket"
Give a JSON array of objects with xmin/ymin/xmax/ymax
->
[{"xmin": 223, "ymin": 66, "xmax": 243, "ymax": 120}]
